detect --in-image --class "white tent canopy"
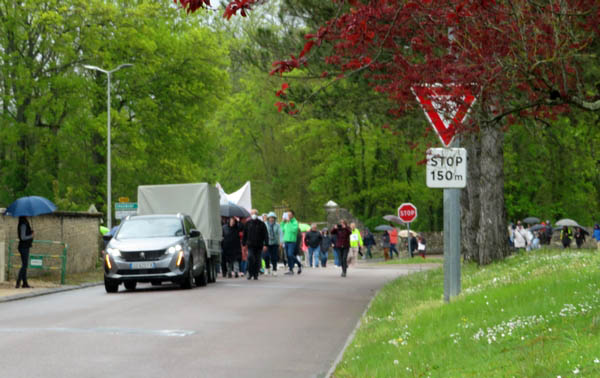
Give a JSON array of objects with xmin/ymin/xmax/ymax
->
[{"xmin": 216, "ymin": 181, "xmax": 252, "ymax": 212}]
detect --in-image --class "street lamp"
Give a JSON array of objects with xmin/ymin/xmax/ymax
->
[{"xmin": 84, "ymin": 63, "xmax": 133, "ymax": 229}]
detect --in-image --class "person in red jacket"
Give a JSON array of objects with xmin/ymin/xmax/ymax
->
[
  {"xmin": 389, "ymin": 226, "xmax": 399, "ymax": 258},
  {"xmin": 331, "ymin": 219, "xmax": 352, "ymax": 277}
]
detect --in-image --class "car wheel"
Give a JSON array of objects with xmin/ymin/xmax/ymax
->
[
  {"xmin": 196, "ymin": 262, "xmax": 208, "ymax": 287},
  {"xmin": 104, "ymin": 277, "xmax": 119, "ymax": 293},
  {"xmin": 180, "ymin": 256, "xmax": 194, "ymax": 289},
  {"xmin": 124, "ymin": 281, "xmax": 137, "ymax": 291}
]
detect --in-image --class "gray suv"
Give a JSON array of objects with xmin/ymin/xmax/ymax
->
[{"xmin": 103, "ymin": 214, "xmax": 208, "ymax": 293}]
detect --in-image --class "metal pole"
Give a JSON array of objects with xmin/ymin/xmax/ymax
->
[
  {"xmin": 107, "ymin": 72, "xmax": 112, "ymax": 229},
  {"xmin": 443, "ymin": 141, "xmax": 461, "ymax": 302},
  {"xmin": 407, "ymin": 223, "xmax": 411, "ymax": 258}
]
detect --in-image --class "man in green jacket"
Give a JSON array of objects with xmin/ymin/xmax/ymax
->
[
  {"xmin": 281, "ymin": 210, "xmax": 302, "ymax": 275},
  {"xmin": 349, "ymin": 222, "xmax": 363, "ymax": 267}
]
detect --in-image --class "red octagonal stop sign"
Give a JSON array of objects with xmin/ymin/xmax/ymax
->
[{"xmin": 398, "ymin": 203, "xmax": 417, "ymax": 223}]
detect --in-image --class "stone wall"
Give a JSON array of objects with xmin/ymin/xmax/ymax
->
[{"xmin": 1, "ymin": 212, "xmax": 102, "ymax": 280}]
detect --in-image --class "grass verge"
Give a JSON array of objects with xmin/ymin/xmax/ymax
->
[
  {"xmin": 334, "ymin": 249, "xmax": 600, "ymax": 377},
  {"xmin": 380, "ymin": 257, "xmax": 444, "ymax": 265}
]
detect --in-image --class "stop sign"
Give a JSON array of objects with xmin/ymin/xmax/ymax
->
[{"xmin": 398, "ymin": 203, "xmax": 417, "ymax": 223}]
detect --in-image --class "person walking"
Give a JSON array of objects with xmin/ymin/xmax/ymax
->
[
  {"xmin": 574, "ymin": 227, "xmax": 586, "ymax": 249},
  {"xmin": 281, "ymin": 210, "xmax": 302, "ymax": 275},
  {"xmin": 560, "ymin": 226, "xmax": 572, "ymax": 249},
  {"xmin": 222, "ymin": 217, "xmax": 243, "ymax": 278},
  {"xmin": 409, "ymin": 234, "xmax": 418, "ymax": 258},
  {"xmin": 389, "ymin": 227, "xmax": 399, "ymax": 258},
  {"xmin": 331, "ymin": 220, "xmax": 352, "ymax": 277},
  {"xmin": 514, "ymin": 222, "xmax": 527, "ymax": 251},
  {"xmin": 593, "ymin": 224, "xmax": 600, "ymax": 251},
  {"xmin": 382, "ymin": 231, "xmax": 391, "ymax": 261},
  {"xmin": 331, "ymin": 231, "xmax": 340, "ymax": 266},
  {"xmin": 348, "ymin": 223, "xmax": 363, "ymax": 267},
  {"xmin": 304, "ymin": 224, "xmax": 323, "ymax": 268},
  {"xmin": 417, "ymin": 234, "xmax": 427, "ymax": 258},
  {"xmin": 16, "ymin": 216, "xmax": 34, "ymax": 288},
  {"xmin": 243, "ymin": 209, "xmax": 269, "ymax": 280},
  {"xmin": 363, "ymin": 228, "xmax": 375, "ymax": 259},
  {"xmin": 320, "ymin": 229, "xmax": 333, "ymax": 267},
  {"xmin": 264, "ymin": 212, "xmax": 282, "ymax": 276}
]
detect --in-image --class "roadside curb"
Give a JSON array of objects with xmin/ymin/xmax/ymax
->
[
  {"xmin": 0, "ymin": 282, "xmax": 102, "ymax": 304},
  {"xmin": 325, "ymin": 285, "xmax": 381, "ymax": 378}
]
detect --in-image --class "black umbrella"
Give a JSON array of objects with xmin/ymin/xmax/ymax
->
[
  {"xmin": 383, "ymin": 215, "xmax": 404, "ymax": 225},
  {"xmin": 529, "ymin": 224, "xmax": 546, "ymax": 232},
  {"xmin": 374, "ymin": 224, "xmax": 394, "ymax": 232},
  {"xmin": 523, "ymin": 217, "xmax": 540, "ymax": 224},
  {"xmin": 220, "ymin": 202, "xmax": 250, "ymax": 218}
]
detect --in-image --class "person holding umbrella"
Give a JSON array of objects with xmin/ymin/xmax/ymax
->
[
  {"xmin": 16, "ymin": 216, "xmax": 34, "ymax": 288},
  {"xmin": 5, "ymin": 195, "xmax": 57, "ymax": 288}
]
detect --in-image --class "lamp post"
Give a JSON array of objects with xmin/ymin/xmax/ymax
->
[{"xmin": 84, "ymin": 63, "xmax": 133, "ymax": 229}]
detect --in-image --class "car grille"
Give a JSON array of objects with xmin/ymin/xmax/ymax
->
[
  {"xmin": 121, "ymin": 250, "xmax": 166, "ymax": 262},
  {"xmin": 117, "ymin": 268, "xmax": 171, "ymax": 275}
]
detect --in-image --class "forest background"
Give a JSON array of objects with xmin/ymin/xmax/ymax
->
[{"xmin": 1, "ymin": 0, "xmax": 599, "ymax": 232}]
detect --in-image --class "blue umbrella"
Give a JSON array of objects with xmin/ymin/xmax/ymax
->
[{"xmin": 4, "ymin": 196, "xmax": 57, "ymax": 217}]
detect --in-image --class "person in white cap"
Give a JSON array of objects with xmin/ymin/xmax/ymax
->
[{"xmin": 264, "ymin": 211, "xmax": 283, "ymax": 275}]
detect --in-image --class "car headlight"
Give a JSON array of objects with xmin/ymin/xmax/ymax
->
[
  {"xmin": 106, "ymin": 247, "xmax": 121, "ymax": 257},
  {"xmin": 167, "ymin": 244, "xmax": 183, "ymax": 254}
]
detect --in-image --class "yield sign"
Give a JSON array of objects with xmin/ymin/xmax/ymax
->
[{"xmin": 412, "ymin": 85, "xmax": 476, "ymax": 147}]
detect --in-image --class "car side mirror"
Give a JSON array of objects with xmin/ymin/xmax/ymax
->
[
  {"xmin": 102, "ymin": 234, "xmax": 113, "ymax": 242},
  {"xmin": 189, "ymin": 229, "xmax": 201, "ymax": 238}
]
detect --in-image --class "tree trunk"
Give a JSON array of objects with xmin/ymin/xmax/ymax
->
[
  {"xmin": 476, "ymin": 122, "xmax": 509, "ymax": 264},
  {"xmin": 461, "ymin": 132, "xmax": 481, "ymax": 262}
]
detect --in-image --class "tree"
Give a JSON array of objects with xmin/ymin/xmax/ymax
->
[{"xmin": 176, "ymin": 0, "xmax": 600, "ymax": 264}]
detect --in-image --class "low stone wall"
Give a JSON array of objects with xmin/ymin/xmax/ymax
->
[{"xmin": 1, "ymin": 212, "xmax": 102, "ymax": 280}]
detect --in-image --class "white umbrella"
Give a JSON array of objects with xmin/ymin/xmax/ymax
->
[
  {"xmin": 555, "ymin": 219, "xmax": 579, "ymax": 227},
  {"xmin": 399, "ymin": 229, "xmax": 417, "ymax": 238}
]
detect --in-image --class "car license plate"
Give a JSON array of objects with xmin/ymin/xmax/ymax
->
[{"xmin": 130, "ymin": 262, "xmax": 154, "ymax": 269}]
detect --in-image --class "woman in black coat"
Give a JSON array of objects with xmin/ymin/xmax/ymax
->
[{"xmin": 222, "ymin": 217, "xmax": 243, "ymax": 278}]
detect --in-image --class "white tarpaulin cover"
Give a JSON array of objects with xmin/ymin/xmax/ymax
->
[
  {"xmin": 216, "ymin": 181, "xmax": 252, "ymax": 211},
  {"xmin": 137, "ymin": 183, "xmax": 222, "ymax": 243}
]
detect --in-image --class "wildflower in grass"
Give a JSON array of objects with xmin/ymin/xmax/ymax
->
[
  {"xmin": 594, "ymin": 358, "xmax": 599, "ymax": 364},
  {"xmin": 573, "ymin": 367, "xmax": 580, "ymax": 374},
  {"xmin": 393, "ymin": 360, "xmax": 399, "ymax": 365}
]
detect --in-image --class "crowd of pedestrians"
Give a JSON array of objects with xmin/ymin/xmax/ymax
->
[
  {"xmin": 219, "ymin": 210, "xmax": 398, "ymax": 279},
  {"xmin": 509, "ymin": 219, "xmax": 600, "ymax": 251}
]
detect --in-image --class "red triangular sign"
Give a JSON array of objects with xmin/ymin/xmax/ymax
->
[{"xmin": 412, "ymin": 85, "xmax": 476, "ymax": 147}]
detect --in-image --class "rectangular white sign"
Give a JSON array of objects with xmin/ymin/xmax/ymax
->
[{"xmin": 426, "ymin": 148, "xmax": 467, "ymax": 188}]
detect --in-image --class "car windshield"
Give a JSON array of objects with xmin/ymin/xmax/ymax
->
[{"xmin": 116, "ymin": 217, "xmax": 184, "ymax": 239}]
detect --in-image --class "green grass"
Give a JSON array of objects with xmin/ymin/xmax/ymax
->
[
  {"xmin": 379, "ymin": 257, "xmax": 444, "ymax": 265},
  {"xmin": 335, "ymin": 249, "xmax": 600, "ymax": 377}
]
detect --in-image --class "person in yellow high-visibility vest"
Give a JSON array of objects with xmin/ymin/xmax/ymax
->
[{"xmin": 349, "ymin": 222, "xmax": 363, "ymax": 267}]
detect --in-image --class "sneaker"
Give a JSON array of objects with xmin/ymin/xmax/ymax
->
[
  {"xmin": 272, "ymin": 271, "xmax": 277, "ymax": 276},
  {"xmin": 235, "ymin": 272, "xmax": 239, "ymax": 278},
  {"xmin": 341, "ymin": 272, "xmax": 346, "ymax": 277},
  {"xmin": 253, "ymin": 276, "xmax": 258, "ymax": 280},
  {"xmin": 240, "ymin": 272, "xmax": 245, "ymax": 277},
  {"xmin": 284, "ymin": 270, "xmax": 294, "ymax": 275},
  {"xmin": 267, "ymin": 268, "xmax": 272, "ymax": 275},
  {"xmin": 247, "ymin": 275, "xmax": 251, "ymax": 280},
  {"xmin": 297, "ymin": 267, "xmax": 302, "ymax": 275}
]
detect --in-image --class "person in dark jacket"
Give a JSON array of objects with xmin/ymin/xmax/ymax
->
[
  {"xmin": 222, "ymin": 217, "xmax": 243, "ymax": 278},
  {"xmin": 304, "ymin": 224, "xmax": 323, "ymax": 268},
  {"xmin": 16, "ymin": 216, "xmax": 34, "ymax": 288},
  {"xmin": 331, "ymin": 220, "xmax": 352, "ymax": 277},
  {"xmin": 243, "ymin": 209, "xmax": 269, "ymax": 280},
  {"xmin": 320, "ymin": 229, "xmax": 333, "ymax": 267},
  {"xmin": 363, "ymin": 229, "xmax": 375, "ymax": 259},
  {"xmin": 409, "ymin": 235, "xmax": 418, "ymax": 258},
  {"xmin": 561, "ymin": 226, "xmax": 572, "ymax": 248},
  {"xmin": 574, "ymin": 227, "xmax": 586, "ymax": 249}
]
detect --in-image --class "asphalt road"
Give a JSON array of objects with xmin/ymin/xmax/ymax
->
[{"xmin": 0, "ymin": 263, "xmax": 434, "ymax": 378}]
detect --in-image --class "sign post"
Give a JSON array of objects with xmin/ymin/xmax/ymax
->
[
  {"xmin": 413, "ymin": 84, "xmax": 475, "ymax": 302},
  {"xmin": 398, "ymin": 203, "xmax": 417, "ymax": 258}
]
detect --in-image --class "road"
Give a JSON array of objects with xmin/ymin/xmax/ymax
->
[{"xmin": 0, "ymin": 263, "xmax": 434, "ymax": 378}]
